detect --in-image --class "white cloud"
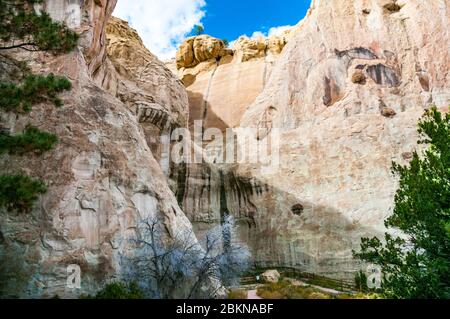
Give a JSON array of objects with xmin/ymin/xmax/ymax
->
[
  {"xmin": 249, "ymin": 25, "xmax": 292, "ymax": 39},
  {"xmin": 113, "ymin": 0, "xmax": 206, "ymax": 61},
  {"xmin": 230, "ymin": 24, "xmax": 293, "ymax": 49},
  {"xmin": 250, "ymin": 31, "xmax": 266, "ymax": 39},
  {"xmin": 267, "ymin": 25, "xmax": 293, "ymax": 37}
]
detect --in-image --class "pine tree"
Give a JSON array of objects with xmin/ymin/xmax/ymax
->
[
  {"xmin": 0, "ymin": 173, "xmax": 47, "ymax": 213},
  {"xmin": 193, "ymin": 25, "xmax": 204, "ymax": 36},
  {"xmin": 0, "ymin": 0, "xmax": 79, "ymax": 52},
  {"xmin": 354, "ymin": 107, "xmax": 450, "ymax": 299},
  {"xmin": 0, "ymin": 73, "xmax": 72, "ymax": 113},
  {"xmin": 0, "ymin": 1, "xmax": 77, "ymax": 213}
]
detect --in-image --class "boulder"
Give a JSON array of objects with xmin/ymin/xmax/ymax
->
[
  {"xmin": 261, "ymin": 270, "xmax": 281, "ymax": 283},
  {"xmin": 176, "ymin": 35, "xmax": 229, "ymax": 69}
]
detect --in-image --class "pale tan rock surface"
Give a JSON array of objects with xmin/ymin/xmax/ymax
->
[
  {"xmin": 261, "ymin": 270, "xmax": 281, "ymax": 283},
  {"xmin": 176, "ymin": 35, "xmax": 231, "ymax": 69},
  {"xmin": 104, "ymin": 17, "xmax": 189, "ymax": 169},
  {"xmin": 0, "ymin": 1, "xmax": 221, "ymax": 298},
  {"xmin": 236, "ymin": 0, "xmax": 450, "ymax": 277},
  {"xmin": 173, "ymin": 32, "xmax": 292, "ymax": 132},
  {"xmin": 175, "ymin": 0, "xmax": 450, "ymax": 279}
]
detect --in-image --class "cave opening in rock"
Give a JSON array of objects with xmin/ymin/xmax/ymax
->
[{"xmin": 291, "ymin": 204, "xmax": 304, "ymax": 216}]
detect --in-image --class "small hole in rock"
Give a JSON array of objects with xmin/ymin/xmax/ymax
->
[
  {"xmin": 352, "ymin": 71, "xmax": 366, "ymax": 85},
  {"xmin": 381, "ymin": 107, "xmax": 397, "ymax": 118},
  {"xmin": 292, "ymin": 204, "xmax": 304, "ymax": 216},
  {"xmin": 384, "ymin": 3, "xmax": 402, "ymax": 13}
]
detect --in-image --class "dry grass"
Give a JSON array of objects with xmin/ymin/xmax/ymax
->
[
  {"xmin": 256, "ymin": 279, "xmax": 380, "ymax": 300},
  {"xmin": 227, "ymin": 289, "xmax": 248, "ymax": 300},
  {"xmin": 336, "ymin": 293, "xmax": 382, "ymax": 300},
  {"xmin": 257, "ymin": 280, "xmax": 332, "ymax": 300}
]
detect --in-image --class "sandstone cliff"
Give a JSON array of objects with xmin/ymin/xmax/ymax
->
[
  {"xmin": 0, "ymin": 1, "xmax": 219, "ymax": 298},
  {"xmin": 103, "ymin": 17, "xmax": 190, "ymax": 175},
  {"xmin": 174, "ymin": 0, "xmax": 450, "ymax": 279},
  {"xmin": 1, "ymin": 0, "xmax": 449, "ymax": 297},
  {"xmin": 169, "ymin": 31, "xmax": 292, "ymax": 132}
]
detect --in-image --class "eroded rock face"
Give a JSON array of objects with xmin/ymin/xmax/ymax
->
[
  {"xmin": 0, "ymin": 1, "xmax": 221, "ymax": 298},
  {"xmin": 235, "ymin": 0, "xmax": 450, "ymax": 278},
  {"xmin": 36, "ymin": 0, "xmax": 117, "ymax": 82},
  {"xmin": 175, "ymin": 0, "xmax": 450, "ymax": 279},
  {"xmin": 233, "ymin": 34, "xmax": 289, "ymax": 63},
  {"xmin": 104, "ymin": 17, "xmax": 189, "ymax": 169},
  {"xmin": 170, "ymin": 32, "xmax": 293, "ymax": 133},
  {"xmin": 176, "ymin": 35, "xmax": 231, "ymax": 69},
  {"xmin": 261, "ymin": 270, "xmax": 281, "ymax": 283}
]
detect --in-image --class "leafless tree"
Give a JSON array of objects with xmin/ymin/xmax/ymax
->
[{"xmin": 120, "ymin": 215, "xmax": 250, "ymax": 299}]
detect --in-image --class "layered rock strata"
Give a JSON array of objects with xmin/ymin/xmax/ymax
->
[
  {"xmin": 174, "ymin": 0, "xmax": 450, "ymax": 279},
  {"xmin": 0, "ymin": 1, "xmax": 219, "ymax": 298},
  {"xmin": 169, "ymin": 31, "xmax": 294, "ymax": 132}
]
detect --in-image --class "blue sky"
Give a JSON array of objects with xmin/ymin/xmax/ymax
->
[
  {"xmin": 192, "ymin": 0, "xmax": 311, "ymax": 41},
  {"xmin": 114, "ymin": 0, "xmax": 311, "ymax": 60}
]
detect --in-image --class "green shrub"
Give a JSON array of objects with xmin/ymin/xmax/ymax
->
[
  {"xmin": 354, "ymin": 107, "xmax": 450, "ymax": 299},
  {"xmin": 0, "ymin": 74, "xmax": 72, "ymax": 113},
  {"xmin": 0, "ymin": 173, "xmax": 47, "ymax": 213},
  {"xmin": 83, "ymin": 282, "xmax": 145, "ymax": 300},
  {"xmin": 354, "ymin": 270, "xmax": 369, "ymax": 292},
  {"xmin": 0, "ymin": 126, "xmax": 58, "ymax": 155},
  {"xmin": 0, "ymin": 1, "xmax": 79, "ymax": 53},
  {"xmin": 193, "ymin": 25, "xmax": 204, "ymax": 36},
  {"xmin": 0, "ymin": 1, "xmax": 76, "ymax": 217}
]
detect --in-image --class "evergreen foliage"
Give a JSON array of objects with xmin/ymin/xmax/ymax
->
[
  {"xmin": 0, "ymin": 125, "xmax": 58, "ymax": 155},
  {"xmin": 83, "ymin": 282, "xmax": 145, "ymax": 300},
  {"xmin": 193, "ymin": 25, "xmax": 204, "ymax": 36},
  {"xmin": 0, "ymin": 173, "xmax": 47, "ymax": 213},
  {"xmin": 354, "ymin": 107, "xmax": 450, "ymax": 299},
  {"xmin": 0, "ymin": 0, "xmax": 79, "ymax": 52},
  {"xmin": 0, "ymin": 74, "xmax": 71, "ymax": 113},
  {"xmin": 0, "ymin": 0, "xmax": 75, "ymax": 214}
]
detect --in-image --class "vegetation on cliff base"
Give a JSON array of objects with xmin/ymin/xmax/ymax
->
[
  {"xmin": 82, "ymin": 282, "xmax": 145, "ymax": 300},
  {"xmin": 0, "ymin": 0, "xmax": 76, "ymax": 214},
  {"xmin": 256, "ymin": 279, "xmax": 380, "ymax": 300},
  {"xmin": 120, "ymin": 216, "xmax": 250, "ymax": 299},
  {"xmin": 227, "ymin": 289, "xmax": 248, "ymax": 299},
  {"xmin": 257, "ymin": 280, "xmax": 332, "ymax": 300},
  {"xmin": 354, "ymin": 107, "xmax": 450, "ymax": 299}
]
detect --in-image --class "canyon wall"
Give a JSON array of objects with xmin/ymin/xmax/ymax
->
[
  {"xmin": 174, "ymin": 0, "xmax": 450, "ymax": 279},
  {"xmin": 1, "ymin": 0, "xmax": 448, "ymax": 297},
  {"xmin": 169, "ymin": 30, "xmax": 295, "ymax": 132},
  {"xmin": 0, "ymin": 1, "xmax": 221, "ymax": 298}
]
